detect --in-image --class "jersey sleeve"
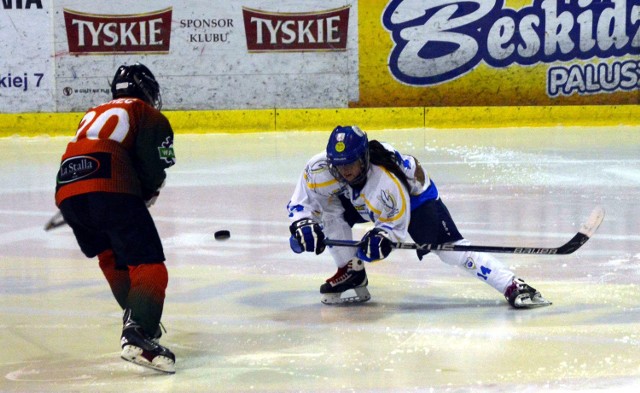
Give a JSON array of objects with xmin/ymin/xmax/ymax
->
[
  {"xmin": 287, "ymin": 152, "xmax": 344, "ymax": 222},
  {"xmin": 133, "ymin": 107, "xmax": 175, "ymax": 200},
  {"xmin": 287, "ymin": 153, "xmax": 358, "ymax": 264},
  {"xmin": 381, "ymin": 142, "xmax": 439, "ymax": 205}
]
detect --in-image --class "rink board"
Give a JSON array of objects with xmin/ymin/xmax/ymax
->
[{"xmin": 1, "ymin": 105, "xmax": 639, "ymax": 137}]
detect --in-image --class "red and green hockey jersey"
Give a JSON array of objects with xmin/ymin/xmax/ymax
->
[{"xmin": 55, "ymin": 98, "xmax": 175, "ymax": 206}]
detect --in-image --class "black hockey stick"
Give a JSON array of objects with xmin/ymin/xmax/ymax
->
[
  {"xmin": 44, "ymin": 210, "xmax": 67, "ymax": 231},
  {"xmin": 324, "ymin": 206, "xmax": 605, "ymax": 255}
]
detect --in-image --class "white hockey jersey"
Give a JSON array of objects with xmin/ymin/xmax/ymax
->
[{"xmin": 287, "ymin": 143, "xmax": 439, "ymax": 265}]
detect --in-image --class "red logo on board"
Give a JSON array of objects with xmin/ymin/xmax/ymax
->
[
  {"xmin": 242, "ymin": 6, "xmax": 350, "ymax": 52},
  {"xmin": 63, "ymin": 8, "xmax": 172, "ymax": 54}
]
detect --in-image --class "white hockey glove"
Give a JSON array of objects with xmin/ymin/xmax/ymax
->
[
  {"xmin": 357, "ymin": 228, "xmax": 393, "ymax": 262},
  {"xmin": 289, "ymin": 218, "xmax": 326, "ymax": 255}
]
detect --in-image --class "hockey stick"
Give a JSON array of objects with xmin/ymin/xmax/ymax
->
[
  {"xmin": 44, "ymin": 210, "xmax": 67, "ymax": 231},
  {"xmin": 43, "ymin": 196, "xmax": 160, "ymax": 231},
  {"xmin": 324, "ymin": 206, "xmax": 605, "ymax": 255}
]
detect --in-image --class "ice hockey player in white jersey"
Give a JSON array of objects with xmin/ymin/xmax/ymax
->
[{"xmin": 287, "ymin": 125, "xmax": 551, "ymax": 308}]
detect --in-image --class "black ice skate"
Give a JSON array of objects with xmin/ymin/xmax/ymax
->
[
  {"xmin": 320, "ymin": 258, "xmax": 371, "ymax": 305},
  {"xmin": 504, "ymin": 277, "xmax": 552, "ymax": 309},
  {"xmin": 120, "ymin": 309, "xmax": 176, "ymax": 374}
]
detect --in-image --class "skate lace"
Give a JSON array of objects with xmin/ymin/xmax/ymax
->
[
  {"xmin": 327, "ymin": 265, "xmax": 350, "ymax": 284},
  {"xmin": 505, "ymin": 279, "xmax": 534, "ymax": 298},
  {"xmin": 504, "ymin": 280, "xmax": 521, "ymax": 298}
]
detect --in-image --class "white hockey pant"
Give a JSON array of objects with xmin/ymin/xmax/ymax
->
[
  {"xmin": 323, "ymin": 216, "xmax": 359, "ymax": 269},
  {"xmin": 434, "ymin": 239, "xmax": 514, "ymax": 294}
]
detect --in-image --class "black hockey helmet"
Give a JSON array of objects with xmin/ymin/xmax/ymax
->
[{"xmin": 110, "ymin": 63, "xmax": 162, "ymax": 110}]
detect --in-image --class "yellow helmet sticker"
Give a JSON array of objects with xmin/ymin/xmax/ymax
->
[{"xmin": 335, "ymin": 142, "xmax": 345, "ymax": 152}]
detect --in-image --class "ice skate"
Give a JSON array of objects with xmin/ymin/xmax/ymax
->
[
  {"xmin": 320, "ymin": 258, "xmax": 371, "ymax": 305},
  {"xmin": 504, "ymin": 277, "xmax": 552, "ymax": 309},
  {"xmin": 120, "ymin": 309, "xmax": 175, "ymax": 374}
]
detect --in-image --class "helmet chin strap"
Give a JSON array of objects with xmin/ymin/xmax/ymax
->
[
  {"xmin": 133, "ymin": 75, "xmax": 162, "ymax": 110},
  {"xmin": 348, "ymin": 176, "xmax": 366, "ymax": 189},
  {"xmin": 329, "ymin": 167, "xmax": 363, "ymax": 187},
  {"xmin": 348, "ymin": 166, "xmax": 368, "ymax": 188},
  {"xmin": 154, "ymin": 92, "xmax": 163, "ymax": 110},
  {"xmin": 334, "ymin": 160, "xmax": 368, "ymax": 188}
]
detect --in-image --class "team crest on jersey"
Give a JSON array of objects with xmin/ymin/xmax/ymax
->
[
  {"xmin": 308, "ymin": 160, "xmax": 328, "ymax": 174},
  {"xmin": 379, "ymin": 190, "xmax": 400, "ymax": 218},
  {"xmin": 464, "ymin": 257, "xmax": 476, "ymax": 270},
  {"xmin": 158, "ymin": 136, "xmax": 175, "ymax": 165}
]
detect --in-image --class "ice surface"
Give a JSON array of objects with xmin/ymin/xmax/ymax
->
[{"xmin": 0, "ymin": 127, "xmax": 639, "ymax": 392}]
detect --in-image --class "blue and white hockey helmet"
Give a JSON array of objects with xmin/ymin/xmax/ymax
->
[{"xmin": 326, "ymin": 125, "xmax": 369, "ymax": 184}]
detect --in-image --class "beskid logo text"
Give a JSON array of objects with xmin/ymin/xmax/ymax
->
[{"xmin": 383, "ymin": 0, "xmax": 640, "ymax": 96}]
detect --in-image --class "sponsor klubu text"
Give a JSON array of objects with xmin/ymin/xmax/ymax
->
[
  {"xmin": 63, "ymin": 8, "xmax": 172, "ymax": 54},
  {"xmin": 242, "ymin": 6, "xmax": 350, "ymax": 51},
  {"xmin": 179, "ymin": 18, "xmax": 234, "ymax": 43},
  {"xmin": 383, "ymin": 0, "xmax": 640, "ymax": 86}
]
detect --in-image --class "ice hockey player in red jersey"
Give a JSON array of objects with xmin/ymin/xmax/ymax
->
[
  {"xmin": 55, "ymin": 63, "xmax": 176, "ymax": 373},
  {"xmin": 287, "ymin": 125, "xmax": 551, "ymax": 308}
]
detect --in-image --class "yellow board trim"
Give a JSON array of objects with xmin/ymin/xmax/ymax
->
[{"xmin": 0, "ymin": 105, "xmax": 638, "ymax": 137}]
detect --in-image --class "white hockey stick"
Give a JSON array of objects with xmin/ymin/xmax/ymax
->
[
  {"xmin": 325, "ymin": 206, "xmax": 605, "ymax": 255},
  {"xmin": 44, "ymin": 210, "xmax": 67, "ymax": 231}
]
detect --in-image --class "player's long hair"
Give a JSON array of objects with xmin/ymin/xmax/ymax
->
[{"xmin": 369, "ymin": 140, "xmax": 411, "ymax": 191}]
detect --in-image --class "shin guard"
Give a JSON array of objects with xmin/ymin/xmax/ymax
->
[
  {"xmin": 126, "ymin": 263, "xmax": 168, "ymax": 336},
  {"xmin": 98, "ymin": 249, "xmax": 130, "ymax": 310}
]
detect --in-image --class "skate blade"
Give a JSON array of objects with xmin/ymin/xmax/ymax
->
[
  {"xmin": 321, "ymin": 287, "xmax": 371, "ymax": 305},
  {"xmin": 513, "ymin": 294, "xmax": 552, "ymax": 309},
  {"xmin": 121, "ymin": 345, "xmax": 176, "ymax": 374}
]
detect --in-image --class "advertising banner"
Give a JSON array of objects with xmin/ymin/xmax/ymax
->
[
  {"xmin": 355, "ymin": 0, "xmax": 640, "ymax": 107},
  {"xmin": 53, "ymin": 0, "xmax": 359, "ymax": 112},
  {"xmin": 1, "ymin": 0, "xmax": 638, "ymax": 113},
  {"xmin": 0, "ymin": 0, "xmax": 55, "ymax": 112}
]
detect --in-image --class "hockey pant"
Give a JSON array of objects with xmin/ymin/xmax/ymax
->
[{"xmin": 409, "ymin": 199, "xmax": 514, "ymax": 294}]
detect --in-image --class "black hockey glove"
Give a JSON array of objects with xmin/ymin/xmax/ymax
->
[
  {"xmin": 143, "ymin": 181, "xmax": 165, "ymax": 208},
  {"xmin": 289, "ymin": 218, "xmax": 326, "ymax": 255},
  {"xmin": 357, "ymin": 228, "xmax": 393, "ymax": 262},
  {"xmin": 145, "ymin": 190, "xmax": 160, "ymax": 208}
]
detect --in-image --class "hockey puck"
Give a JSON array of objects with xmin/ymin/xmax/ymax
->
[{"xmin": 214, "ymin": 230, "xmax": 231, "ymax": 241}]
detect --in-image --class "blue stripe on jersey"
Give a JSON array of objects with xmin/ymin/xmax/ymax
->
[
  {"xmin": 393, "ymin": 150, "xmax": 412, "ymax": 169},
  {"xmin": 287, "ymin": 203, "xmax": 305, "ymax": 217},
  {"xmin": 409, "ymin": 180, "xmax": 439, "ymax": 210}
]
